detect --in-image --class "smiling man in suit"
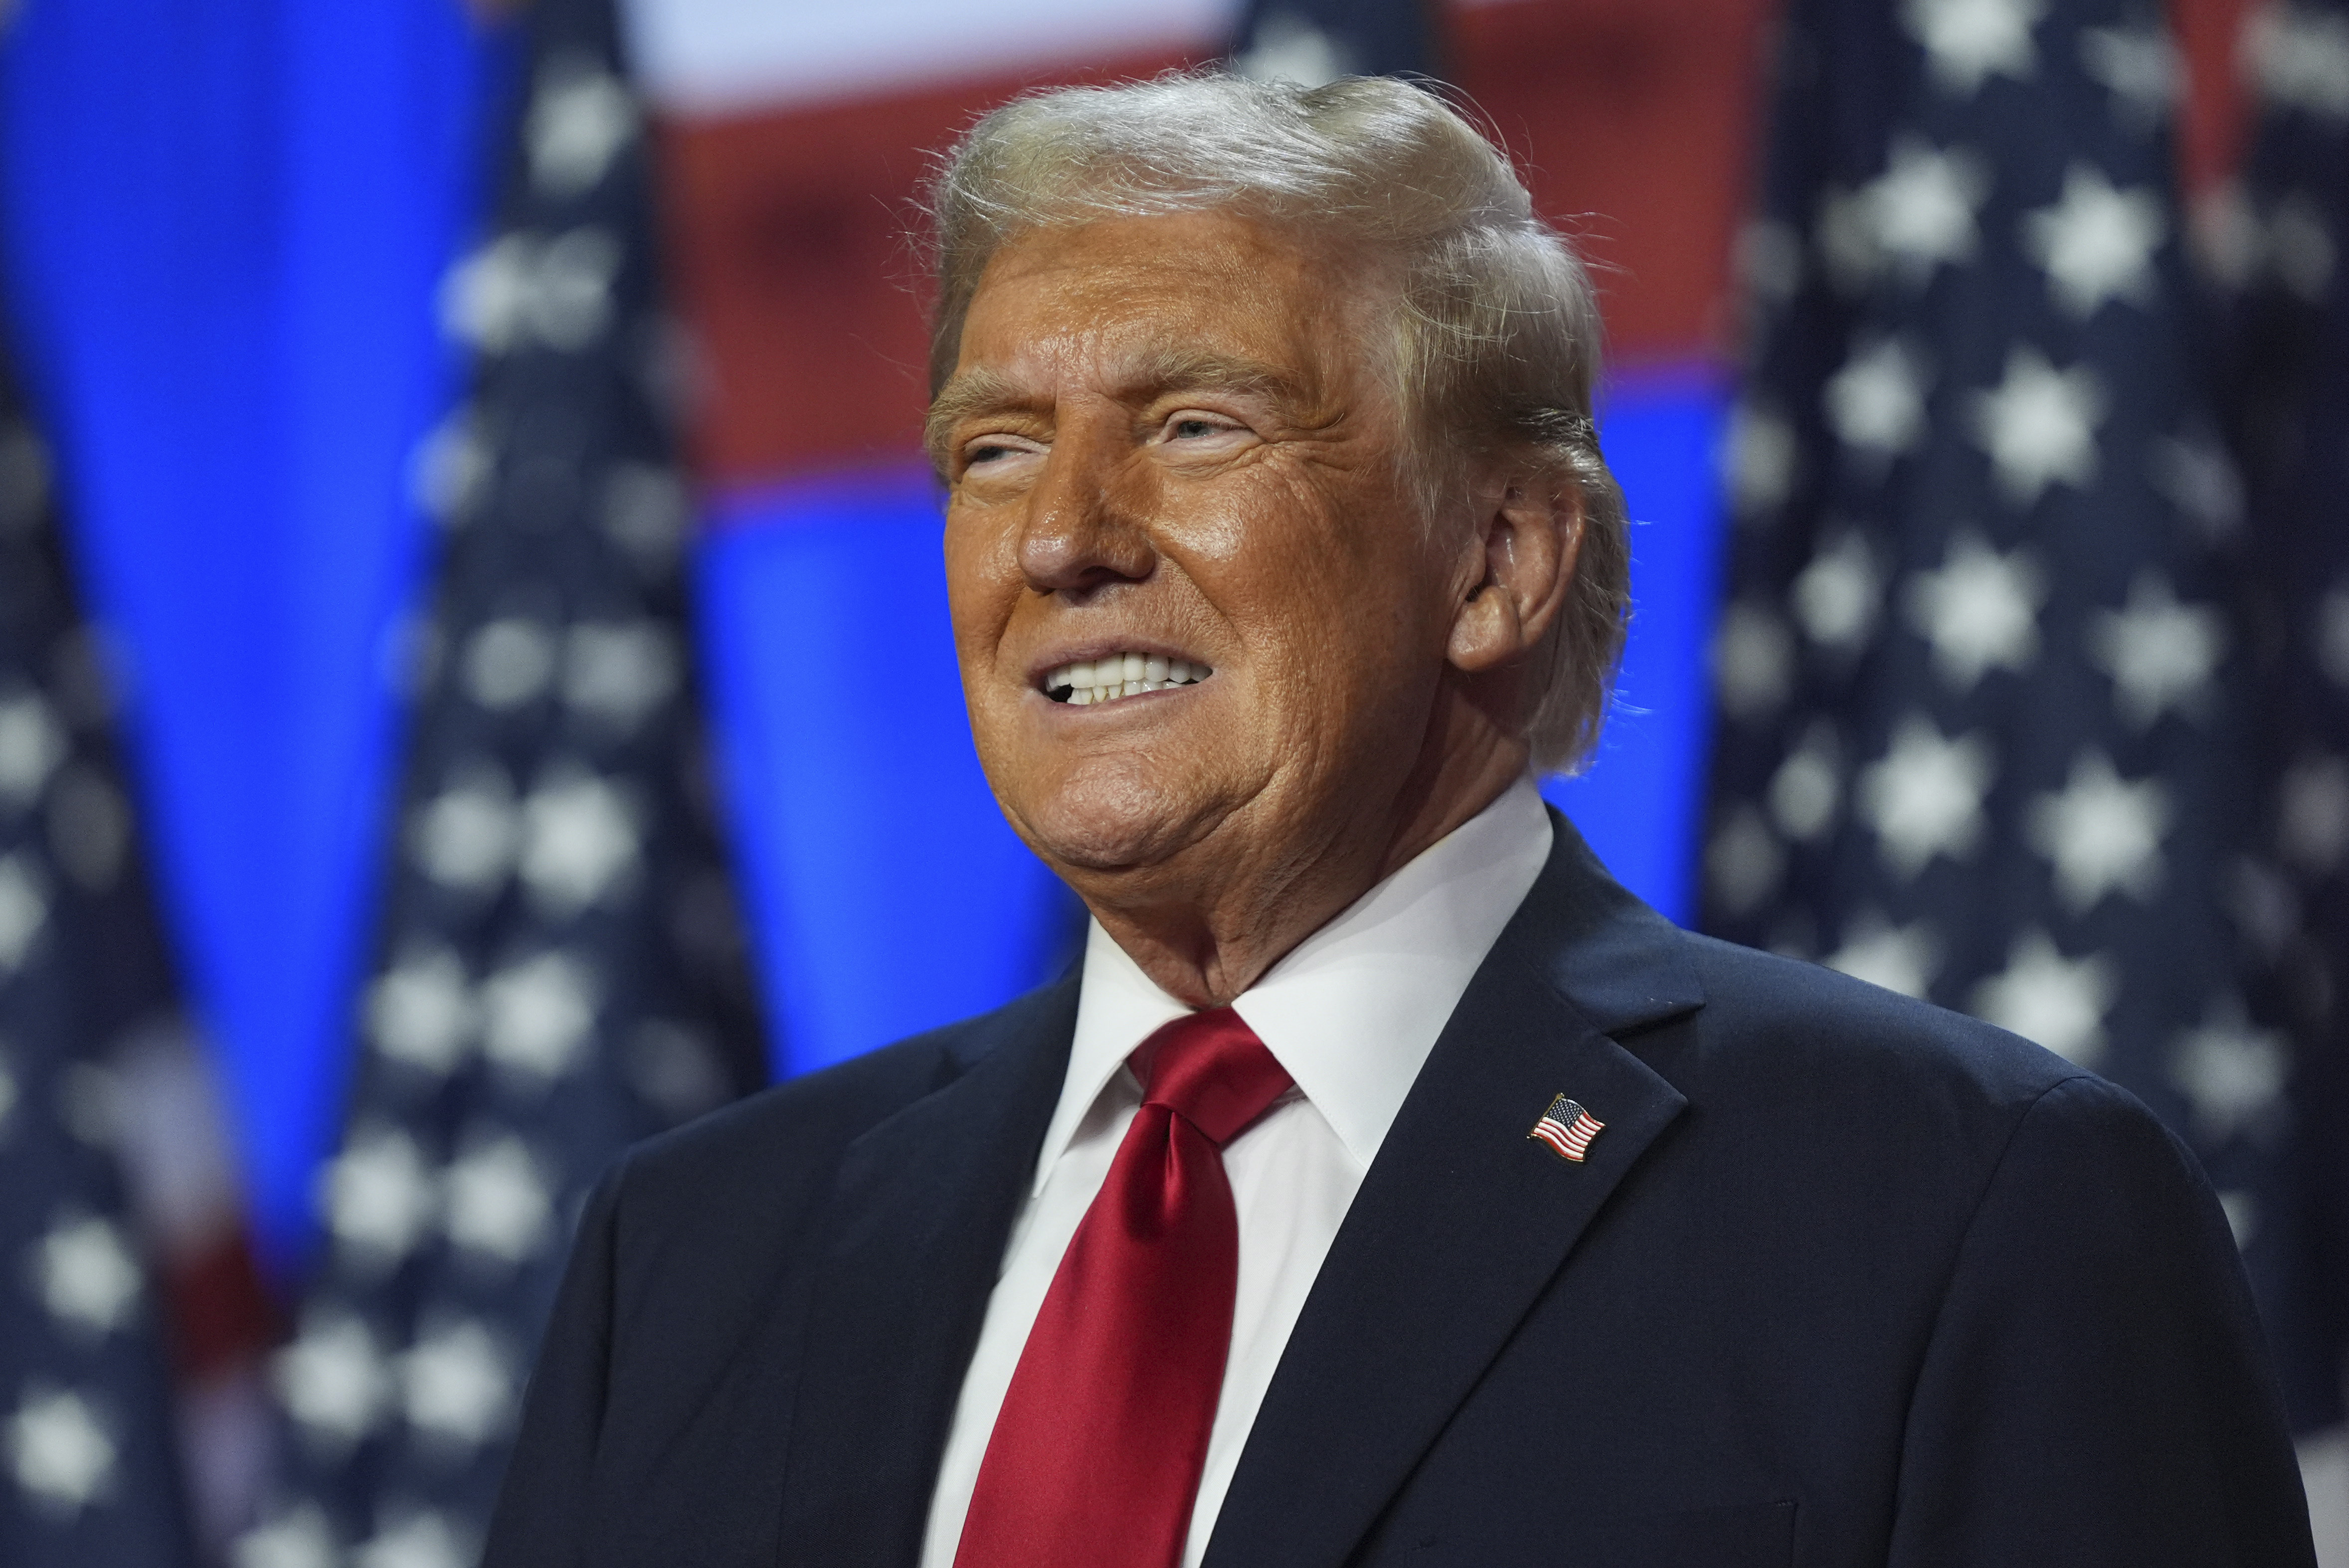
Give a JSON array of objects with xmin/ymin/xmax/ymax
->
[{"xmin": 484, "ymin": 73, "xmax": 2315, "ymax": 1568}]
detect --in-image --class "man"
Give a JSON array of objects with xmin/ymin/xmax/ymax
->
[{"xmin": 485, "ymin": 73, "xmax": 2314, "ymax": 1567}]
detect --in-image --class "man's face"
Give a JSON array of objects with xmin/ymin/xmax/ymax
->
[{"xmin": 935, "ymin": 210, "xmax": 1469, "ymax": 891}]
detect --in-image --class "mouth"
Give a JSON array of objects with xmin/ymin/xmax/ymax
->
[{"xmin": 1040, "ymin": 651, "xmax": 1213, "ymax": 707}]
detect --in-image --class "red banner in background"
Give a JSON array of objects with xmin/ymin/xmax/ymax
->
[
  {"xmin": 652, "ymin": 0, "xmax": 1776, "ymax": 492},
  {"xmin": 657, "ymin": 46, "xmax": 1193, "ymax": 486}
]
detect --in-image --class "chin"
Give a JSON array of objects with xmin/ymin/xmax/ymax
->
[{"xmin": 1011, "ymin": 756, "xmax": 1230, "ymax": 876}]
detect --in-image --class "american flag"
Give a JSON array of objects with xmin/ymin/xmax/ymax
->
[
  {"xmin": 0, "ymin": 328, "xmax": 195, "ymax": 1563},
  {"xmin": 1700, "ymin": 0, "xmax": 2274, "ymax": 1225},
  {"xmin": 1529, "ymin": 1095, "xmax": 1605, "ymax": 1164},
  {"xmin": 239, "ymin": 0, "xmax": 767, "ymax": 1560},
  {"xmin": 2216, "ymin": 0, "xmax": 2349, "ymax": 1439}
]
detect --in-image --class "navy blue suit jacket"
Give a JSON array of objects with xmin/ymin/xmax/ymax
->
[{"xmin": 485, "ymin": 813, "xmax": 2314, "ymax": 1566}]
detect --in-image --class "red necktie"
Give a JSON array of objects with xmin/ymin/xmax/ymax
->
[{"xmin": 954, "ymin": 1008, "xmax": 1293, "ymax": 1568}]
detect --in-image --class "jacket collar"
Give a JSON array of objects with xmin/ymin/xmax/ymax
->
[
  {"xmin": 1521, "ymin": 805, "xmax": 1708, "ymax": 1037},
  {"xmin": 1201, "ymin": 808, "xmax": 1703, "ymax": 1568}
]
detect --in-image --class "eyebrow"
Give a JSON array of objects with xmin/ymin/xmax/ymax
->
[{"xmin": 923, "ymin": 348, "xmax": 1313, "ymax": 469}]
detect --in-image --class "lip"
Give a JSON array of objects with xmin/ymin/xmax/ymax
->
[{"xmin": 1023, "ymin": 638, "xmax": 1213, "ymax": 693}]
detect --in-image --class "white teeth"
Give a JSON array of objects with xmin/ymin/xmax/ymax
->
[{"xmin": 1044, "ymin": 652, "xmax": 1213, "ymax": 705}]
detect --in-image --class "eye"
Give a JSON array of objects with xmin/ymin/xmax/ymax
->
[
  {"xmin": 960, "ymin": 433, "xmax": 1042, "ymax": 472},
  {"xmin": 1159, "ymin": 410, "xmax": 1244, "ymax": 444}
]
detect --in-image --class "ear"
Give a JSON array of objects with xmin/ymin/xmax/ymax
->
[{"xmin": 1446, "ymin": 460, "xmax": 1584, "ymax": 674}]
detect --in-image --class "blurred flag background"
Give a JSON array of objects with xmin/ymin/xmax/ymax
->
[
  {"xmin": 0, "ymin": 0, "xmax": 2340, "ymax": 1562},
  {"xmin": 1702, "ymin": 0, "xmax": 2261, "ymax": 1377},
  {"xmin": 0, "ymin": 311, "xmax": 206, "ymax": 1568}
]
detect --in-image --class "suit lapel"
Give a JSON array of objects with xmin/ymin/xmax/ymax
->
[
  {"xmin": 776, "ymin": 978, "xmax": 1079, "ymax": 1567},
  {"xmin": 1204, "ymin": 813, "xmax": 1704, "ymax": 1568}
]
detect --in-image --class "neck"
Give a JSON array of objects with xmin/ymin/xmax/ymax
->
[{"xmin": 1075, "ymin": 716, "xmax": 1531, "ymax": 1009}]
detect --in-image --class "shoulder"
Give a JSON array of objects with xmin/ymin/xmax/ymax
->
[
  {"xmin": 1672, "ymin": 931, "xmax": 2091, "ymax": 1105},
  {"xmin": 599, "ymin": 976, "xmax": 1076, "ymax": 1228},
  {"xmin": 1647, "ymin": 932, "xmax": 2175, "ymax": 1201}
]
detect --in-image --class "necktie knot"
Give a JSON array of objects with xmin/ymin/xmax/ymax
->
[{"xmin": 1134, "ymin": 1007, "xmax": 1291, "ymax": 1147}]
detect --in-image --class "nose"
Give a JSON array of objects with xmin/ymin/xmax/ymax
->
[{"xmin": 1017, "ymin": 417, "xmax": 1156, "ymax": 599}]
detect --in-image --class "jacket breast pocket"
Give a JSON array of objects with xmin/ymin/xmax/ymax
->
[{"xmin": 1399, "ymin": 1499, "xmax": 1796, "ymax": 1567}]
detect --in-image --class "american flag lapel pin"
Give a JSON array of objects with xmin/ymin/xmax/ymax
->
[{"xmin": 1529, "ymin": 1093, "xmax": 1605, "ymax": 1163}]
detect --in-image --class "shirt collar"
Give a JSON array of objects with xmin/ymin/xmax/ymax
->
[{"xmin": 1035, "ymin": 776, "xmax": 1555, "ymax": 1194}]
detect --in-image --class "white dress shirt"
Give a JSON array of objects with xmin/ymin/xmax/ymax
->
[{"xmin": 918, "ymin": 776, "xmax": 1555, "ymax": 1568}]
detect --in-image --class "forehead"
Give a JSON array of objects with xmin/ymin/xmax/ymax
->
[{"xmin": 952, "ymin": 209, "xmax": 1381, "ymax": 390}]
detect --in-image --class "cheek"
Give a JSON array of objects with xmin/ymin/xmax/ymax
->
[
  {"xmin": 1215, "ymin": 578, "xmax": 1441, "ymax": 785},
  {"xmin": 1209, "ymin": 486, "xmax": 1441, "ymax": 677},
  {"xmin": 942, "ymin": 503, "xmax": 1019, "ymax": 668}
]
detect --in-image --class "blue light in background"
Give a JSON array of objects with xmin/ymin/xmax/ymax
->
[
  {"xmin": 697, "ymin": 467, "xmax": 1078, "ymax": 1081},
  {"xmin": 0, "ymin": 0, "xmax": 506, "ymax": 1271},
  {"xmin": 1545, "ymin": 363, "xmax": 1730, "ymax": 924},
  {"xmin": 697, "ymin": 367, "xmax": 1727, "ymax": 1077}
]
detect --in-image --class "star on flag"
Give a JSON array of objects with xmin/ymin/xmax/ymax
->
[
  {"xmin": 1904, "ymin": 0, "xmax": 2045, "ymax": 95},
  {"xmin": 1904, "ymin": 530, "xmax": 2045, "ymax": 689},
  {"xmin": 1825, "ymin": 337, "xmax": 1931, "ymax": 458},
  {"xmin": 6, "ymin": 1388, "xmax": 116, "ymax": 1515},
  {"xmin": 2024, "ymin": 163, "xmax": 2165, "ymax": 317},
  {"xmin": 1971, "ymin": 932, "xmax": 2117, "ymax": 1065},
  {"xmin": 2025, "ymin": 749, "xmax": 2171, "ymax": 912},
  {"xmin": 1970, "ymin": 347, "xmax": 2104, "ymax": 505},
  {"xmin": 1857, "ymin": 716, "xmax": 1995, "ymax": 877}
]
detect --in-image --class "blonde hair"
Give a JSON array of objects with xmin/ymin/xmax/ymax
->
[{"xmin": 923, "ymin": 70, "xmax": 1629, "ymax": 772}]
